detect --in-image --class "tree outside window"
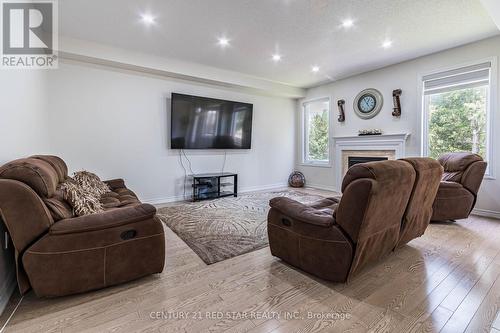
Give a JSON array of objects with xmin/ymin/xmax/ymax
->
[
  {"xmin": 427, "ymin": 86, "xmax": 487, "ymax": 159},
  {"xmin": 304, "ymin": 100, "xmax": 330, "ymax": 164}
]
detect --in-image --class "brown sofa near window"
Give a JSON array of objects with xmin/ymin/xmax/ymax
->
[
  {"xmin": 267, "ymin": 158, "xmax": 443, "ymax": 282},
  {"xmin": 0, "ymin": 155, "xmax": 165, "ymax": 297},
  {"xmin": 431, "ymin": 152, "xmax": 487, "ymax": 222}
]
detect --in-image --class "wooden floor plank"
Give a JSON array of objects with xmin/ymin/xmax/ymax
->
[
  {"xmin": 465, "ymin": 273, "xmax": 500, "ymax": 332},
  {"xmin": 440, "ymin": 262, "xmax": 500, "ymax": 333}
]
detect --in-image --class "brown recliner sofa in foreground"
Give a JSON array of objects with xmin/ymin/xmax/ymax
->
[
  {"xmin": 0, "ymin": 155, "xmax": 165, "ymax": 297},
  {"xmin": 431, "ymin": 152, "xmax": 487, "ymax": 222},
  {"xmin": 268, "ymin": 158, "xmax": 442, "ymax": 282},
  {"xmin": 268, "ymin": 160, "xmax": 416, "ymax": 282}
]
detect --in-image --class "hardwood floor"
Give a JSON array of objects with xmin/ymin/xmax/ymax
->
[{"xmin": 1, "ymin": 188, "xmax": 500, "ymax": 332}]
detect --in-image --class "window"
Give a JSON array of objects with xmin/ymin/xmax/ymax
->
[
  {"xmin": 423, "ymin": 61, "xmax": 492, "ymax": 174},
  {"xmin": 302, "ymin": 98, "xmax": 330, "ymax": 165}
]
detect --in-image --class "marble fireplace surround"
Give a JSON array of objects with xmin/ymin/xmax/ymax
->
[{"xmin": 334, "ymin": 133, "xmax": 410, "ymax": 190}]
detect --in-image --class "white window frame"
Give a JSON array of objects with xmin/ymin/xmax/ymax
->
[
  {"xmin": 300, "ymin": 97, "xmax": 332, "ymax": 167},
  {"xmin": 420, "ymin": 57, "xmax": 497, "ymax": 179}
]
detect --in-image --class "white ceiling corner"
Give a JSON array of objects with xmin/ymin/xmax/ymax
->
[{"xmin": 480, "ymin": 0, "xmax": 500, "ymax": 30}]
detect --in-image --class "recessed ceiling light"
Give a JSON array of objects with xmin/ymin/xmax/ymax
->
[
  {"xmin": 382, "ymin": 39, "xmax": 393, "ymax": 49},
  {"xmin": 218, "ymin": 37, "xmax": 230, "ymax": 47},
  {"xmin": 312, "ymin": 66, "xmax": 320, "ymax": 73},
  {"xmin": 140, "ymin": 14, "xmax": 156, "ymax": 25},
  {"xmin": 342, "ymin": 19, "xmax": 354, "ymax": 28},
  {"xmin": 272, "ymin": 54, "xmax": 282, "ymax": 62}
]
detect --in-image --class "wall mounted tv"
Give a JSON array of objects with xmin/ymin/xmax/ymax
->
[{"xmin": 170, "ymin": 93, "xmax": 253, "ymax": 149}]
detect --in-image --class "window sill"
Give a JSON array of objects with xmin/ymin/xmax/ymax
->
[
  {"xmin": 299, "ymin": 162, "xmax": 332, "ymax": 168},
  {"xmin": 484, "ymin": 174, "xmax": 496, "ymax": 180}
]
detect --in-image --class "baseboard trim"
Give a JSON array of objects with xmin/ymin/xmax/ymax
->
[
  {"xmin": 471, "ymin": 208, "xmax": 500, "ymax": 220},
  {"xmin": 144, "ymin": 194, "xmax": 186, "ymax": 205},
  {"xmin": 305, "ymin": 183, "xmax": 339, "ymax": 192},
  {"xmin": 0, "ymin": 271, "xmax": 16, "ymax": 316},
  {"xmin": 143, "ymin": 182, "xmax": 289, "ymax": 205}
]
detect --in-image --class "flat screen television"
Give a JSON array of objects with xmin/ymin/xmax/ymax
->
[{"xmin": 170, "ymin": 93, "xmax": 253, "ymax": 149}]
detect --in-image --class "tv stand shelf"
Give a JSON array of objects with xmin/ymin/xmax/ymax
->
[{"xmin": 190, "ymin": 172, "xmax": 238, "ymax": 202}]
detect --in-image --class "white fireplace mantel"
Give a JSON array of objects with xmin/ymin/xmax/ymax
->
[
  {"xmin": 333, "ymin": 133, "xmax": 411, "ymax": 190},
  {"xmin": 333, "ymin": 133, "xmax": 410, "ymax": 143}
]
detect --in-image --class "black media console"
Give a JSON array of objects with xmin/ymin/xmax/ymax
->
[{"xmin": 191, "ymin": 172, "xmax": 238, "ymax": 202}]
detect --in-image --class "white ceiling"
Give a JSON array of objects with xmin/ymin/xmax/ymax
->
[{"xmin": 59, "ymin": 0, "xmax": 499, "ymax": 88}]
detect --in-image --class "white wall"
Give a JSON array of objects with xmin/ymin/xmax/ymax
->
[
  {"xmin": 0, "ymin": 71, "xmax": 51, "ymax": 163},
  {"xmin": 297, "ymin": 35, "xmax": 500, "ymax": 214},
  {"xmin": 47, "ymin": 61, "xmax": 296, "ymax": 203},
  {"xmin": 0, "ymin": 70, "xmax": 51, "ymax": 313}
]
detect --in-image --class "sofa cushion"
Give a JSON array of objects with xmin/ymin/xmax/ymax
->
[
  {"xmin": 101, "ymin": 185, "xmax": 140, "ymax": 210},
  {"xmin": 438, "ymin": 152, "xmax": 483, "ymax": 172},
  {"xmin": 43, "ymin": 187, "xmax": 74, "ymax": 221},
  {"xmin": 117, "ymin": 194, "xmax": 141, "ymax": 207},
  {"xmin": 100, "ymin": 196, "xmax": 122, "ymax": 209},
  {"xmin": 31, "ymin": 155, "xmax": 68, "ymax": 182},
  {"xmin": 308, "ymin": 197, "xmax": 339, "ymax": 216},
  {"xmin": 101, "ymin": 191, "xmax": 119, "ymax": 198},
  {"xmin": 114, "ymin": 188, "xmax": 137, "ymax": 197},
  {"xmin": 104, "ymin": 178, "xmax": 126, "ymax": 191},
  {"xmin": 0, "ymin": 158, "xmax": 59, "ymax": 198},
  {"xmin": 269, "ymin": 197, "xmax": 335, "ymax": 227},
  {"xmin": 442, "ymin": 171, "xmax": 463, "ymax": 182}
]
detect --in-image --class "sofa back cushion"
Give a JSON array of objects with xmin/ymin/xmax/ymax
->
[
  {"xmin": 398, "ymin": 158, "xmax": 443, "ymax": 247},
  {"xmin": 438, "ymin": 152, "xmax": 483, "ymax": 183},
  {"xmin": 31, "ymin": 155, "xmax": 68, "ymax": 182},
  {"xmin": 0, "ymin": 156, "xmax": 76, "ymax": 222},
  {"xmin": 337, "ymin": 160, "xmax": 415, "ymax": 277},
  {"xmin": 43, "ymin": 186, "xmax": 74, "ymax": 221},
  {"xmin": 0, "ymin": 158, "xmax": 59, "ymax": 198}
]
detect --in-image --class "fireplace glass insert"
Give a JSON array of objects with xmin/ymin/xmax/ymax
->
[{"xmin": 348, "ymin": 156, "xmax": 389, "ymax": 168}]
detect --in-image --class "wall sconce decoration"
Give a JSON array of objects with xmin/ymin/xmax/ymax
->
[
  {"xmin": 337, "ymin": 99, "xmax": 345, "ymax": 122},
  {"xmin": 392, "ymin": 89, "xmax": 402, "ymax": 117}
]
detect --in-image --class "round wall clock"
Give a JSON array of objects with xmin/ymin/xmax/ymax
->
[{"xmin": 353, "ymin": 88, "xmax": 383, "ymax": 119}]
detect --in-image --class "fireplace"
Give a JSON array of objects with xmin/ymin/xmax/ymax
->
[
  {"xmin": 341, "ymin": 150, "xmax": 396, "ymax": 176},
  {"xmin": 333, "ymin": 133, "xmax": 410, "ymax": 191},
  {"xmin": 348, "ymin": 156, "xmax": 389, "ymax": 168}
]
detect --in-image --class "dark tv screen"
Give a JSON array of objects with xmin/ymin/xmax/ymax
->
[{"xmin": 170, "ymin": 93, "xmax": 253, "ymax": 149}]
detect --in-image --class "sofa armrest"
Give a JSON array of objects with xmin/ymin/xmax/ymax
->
[
  {"xmin": 461, "ymin": 161, "xmax": 487, "ymax": 195},
  {"xmin": 50, "ymin": 203, "xmax": 157, "ymax": 235},
  {"xmin": 269, "ymin": 197, "xmax": 335, "ymax": 227},
  {"xmin": 104, "ymin": 178, "xmax": 126, "ymax": 190}
]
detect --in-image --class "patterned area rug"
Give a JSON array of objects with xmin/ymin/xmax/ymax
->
[{"xmin": 157, "ymin": 190, "xmax": 327, "ymax": 265}]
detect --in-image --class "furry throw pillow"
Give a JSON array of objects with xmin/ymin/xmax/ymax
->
[
  {"xmin": 73, "ymin": 171, "xmax": 111, "ymax": 197},
  {"xmin": 61, "ymin": 179, "xmax": 104, "ymax": 216}
]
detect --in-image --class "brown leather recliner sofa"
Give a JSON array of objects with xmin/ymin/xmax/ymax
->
[
  {"xmin": 0, "ymin": 155, "xmax": 165, "ymax": 297},
  {"xmin": 267, "ymin": 158, "xmax": 442, "ymax": 282},
  {"xmin": 431, "ymin": 152, "xmax": 487, "ymax": 221}
]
